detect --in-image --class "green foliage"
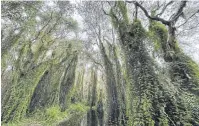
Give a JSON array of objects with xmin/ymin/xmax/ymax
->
[
  {"xmin": 2, "ymin": 63, "xmax": 49, "ymax": 123},
  {"xmin": 185, "ymin": 58, "xmax": 199, "ymax": 89},
  {"xmin": 69, "ymin": 103, "xmax": 89, "ymax": 112},
  {"xmin": 148, "ymin": 21, "xmax": 168, "ymax": 51},
  {"xmin": 45, "ymin": 106, "xmax": 64, "ymax": 121},
  {"xmin": 174, "ymin": 39, "xmax": 181, "ymax": 53},
  {"xmin": 3, "ymin": 2, "xmax": 199, "ymax": 126},
  {"xmin": 148, "ymin": 31, "xmax": 161, "ymax": 51},
  {"xmin": 123, "ymin": 68, "xmax": 134, "ymax": 124},
  {"xmin": 174, "ymin": 53, "xmax": 199, "ymax": 87},
  {"xmin": 188, "ymin": 60, "xmax": 199, "ymax": 82},
  {"xmin": 2, "ymin": 103, "xmax": 89, "ymax": 126},
  {"xmin": 2, "ymin": 2, "xmax": 82, "ymax": 126},
  {"xmin": 159, "ymin": 117, "xmax": 169, "ymax": 126},
  {"xmin": 110, "ymin": 1, "xmax": 129, "ymax": 28},
  {"xmin": 170, "ymin": 52, "xmax": 199, "ymax": 122},
  {"xmin": 1, "ymin": 53, "xmax": 8, "ymax": 71},
  {"xmin": 130, "ymin": 19, "xmax": 146, "ymax": 40},
  {"xmin": 130, "ymin": 95, "xmax": 155, "ymax": 126},
  {"xmin": 2, "ymin": 30, "xmax": 23, "ymax": 57}
]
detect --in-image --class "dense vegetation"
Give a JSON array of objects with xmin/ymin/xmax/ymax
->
[{"xmin": 1, "ymin": 1, "xmax": 199, "ymax": 126}]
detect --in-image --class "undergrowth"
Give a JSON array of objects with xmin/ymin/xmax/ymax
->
[{"xmin": 2, "ymin": 103, "xmax": 89, "ymax": 126}]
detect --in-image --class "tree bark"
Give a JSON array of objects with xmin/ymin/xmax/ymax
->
[{"xmin": 99, "ymin": 39, "xmax": 119, "ymax": 125}]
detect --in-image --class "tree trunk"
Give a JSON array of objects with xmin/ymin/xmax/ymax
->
[
  {"xmin": 113, "ymin": 45, "xmax": 127, "ymax": 125},
  {"xmin": 91, "ymin": 68, "xmax": 97, "ymax": 107},
  {"xmin": 59, "ymin": 54, "xmax": 78, "ymax": 111},
  {"xmin": 164, "ymin": 23, "xmax": 177, "ymax": 62},
  {"xmin": 99, "ymin": 39, "xmax": 119, "ymax": 125},
  {"xmin": 116, "ymin": 19, "xmax": 193, "ymax": 125}
]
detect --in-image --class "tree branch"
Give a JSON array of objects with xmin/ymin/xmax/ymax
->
[
  {"xmin": 176, "ymin": 22, "xmax": 199, "ymax": 36},
  {"xmin": 134, "ymin": 1, "xmax": 170, "ymax": 25},
  {"xmin": 156, "ymin": 1, "xmax": 174, "ymax": 17},
  {"xmin": 176, "ymin": 9, "xmax": 199, "ymax": 28},
  {"xmin": 102, "ymin": 7, "xmax": 110, "ymax": 16},
  {"xmin": 170, "ymin": 1, "xmax": 187, "ymax": 22},
  {"xmin": 81, "ymin": 49, "xmax": 104, "ymax": 69}
]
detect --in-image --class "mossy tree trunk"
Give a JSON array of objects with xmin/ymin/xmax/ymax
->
[
  {"xmin": 97, "ymin": 89, "xmax": 104, "ymax": 126},
  {"xmin": 99, "ymin": 38, "xmax": 119, "ymax": 125},
  {"xmin": 59, "ymin": 54, "xmax": 78, "ymax": 111},
  {"xmin": 118, "ymin": 19, "xmax": 194, "ymax": 126},
  {"xmin": 108, "ymin": 2, "xmax": 199, "ymax": 124},
  {"xmin": 113, "ymin": 45, "xmax": 127, "ymax": 125},
  {"xmin": 73, "ymin": 68, "xmax": 85, "ymax": 103},
  {"xmin": 1, "ymin": 63, "xmax": 49, "ymax": 123},
  {"xmin": 90, "ymin": 68, "xmax": 98, "ymax": 107},
  {"xmin": 28, "ymin": 70, "xmax": 51, "ymax": 113}
]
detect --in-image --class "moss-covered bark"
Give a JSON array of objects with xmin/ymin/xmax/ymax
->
[
  {"xmin": 99, "ymin": 39, "xmax": 119, "ymax": 125},
  {"xmin": 90, "ymin": 69, "xmax": 98, "ymax": 107},
  {"xmin": 1, "ymin": 63, "xmax": 49, "ymax": 122},
  {"xmin": 59, "ymin": 54, "xmax": 78, "ymax": 111},
  {"xmin": 110, "ymin": 5, "xmax": 199, "ymax": 123},
  {"xmin": 150, "ymin": 20, "xmax": 199, "ymax": 124},
  {"xmin": 113, "ymin": 45, "xmax": 127, "ymax": 125},
  {"xmin": 97, "ymin": 89, "xmax": 104, "ymax": 126},
  {"xmin": 1, "ymin": 35, "xmax": 81, "ymax": 124}
]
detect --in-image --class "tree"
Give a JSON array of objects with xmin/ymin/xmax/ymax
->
[
  {"xmin": 103, "ymin": 1, "xmax": 199, "ymax": 125},
  {"xmin": 1, "ymin": 1, "xmax": 199, "ymax": 126}
]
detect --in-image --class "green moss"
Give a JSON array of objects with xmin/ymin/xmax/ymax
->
[
  {"xmin": 21, "ymin": 43, "xmax": 30, "ymax": 56},
  {"xmin": 141, "ymin": 96, "xmax": 154, "ymax": 125},
  {"xmin": 31, "ymin": 41, "xmax": 43, "ymax": 62},
  {"xmin": 175, "ymin": 53, "xmax": 199, "ymax": 86},
  {"xmin": 2, "ymin": 33, "xmax": 22, "ymax": 58},
  {"xmin": 183, "ymin": 123, "xmax": 193, "ymax": 126},
  {"xmin": 2, "ymin": 63, "xmax": 50, "ymax": 123},
  {"xmin": 171, "ymin": 53, "xmax": 199, "ymax": 122},
  {"xmin": 2, "ymin": 103, "xmax": 89, "ymax": 126},
  {"xmin": 31, "ymin": 41, "xmax": 42, "ymax": 54},
  {"xmin": 123, "ymin": 67, "xmax": 134, "ymax": 125},
  {"xmin": 43, "ymin": 104, "xmax": 86, "ymax": 125},
  {"xmin": 1, "ymin": 53, "xmax": 8, "ymax": 71},
  {"xmin": 130, "ymin": 19, "xmax": 146, "ymax": 40},
  {"xmin": 159, "ymin": 117, "xmax": 169, "ymax": 126},
  {"xmin": 109, "ymin": 1, "xmax": 129, "ymax": 28},
  {"xmin": 148, "ymin": 32, "xmax": 161, "ymax": 51},
  {"xmin": 45, "ymin": 106, "xmax": 65, "ymax": 121},
  {"xmin": 187, "ymin": 58, "xmax": 199, "ymax": 84},
  {"xmin": 149, "ymin": 21, "xmax": 168, "ymax": 34},
  {"xmin": 117, "ymin": 1, "xmax": 129, "ymax": 24},
  {"xmin": 69, "ymin": 103, "xmax": 89, "ymax": 112},
  {"xmin": 148, "ymin": 21, "xmax": 168, "ymax": 52},
  {"xmin": 63, "ymin": 77, "xmax": 77, "ymax": 108},
  {"xmin": 110, "ymin": 8, "xmax": 119, "ymax": 28},
  {"xmin": 48, "ymin": 65, "xmax": 66, "ymax": 105},
  {"xmin": 174, "ymin": 39, "xmax": 181, "ymax": 53}
]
